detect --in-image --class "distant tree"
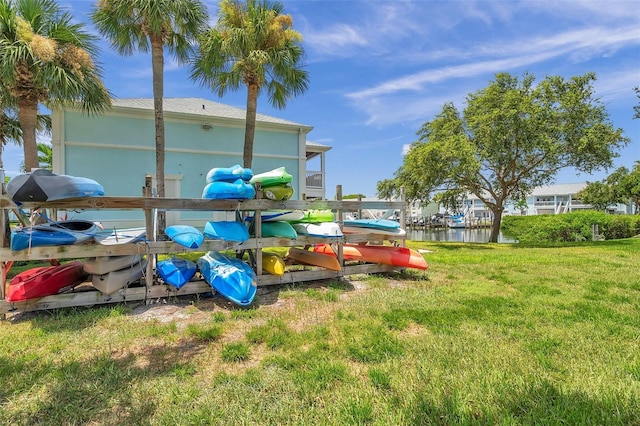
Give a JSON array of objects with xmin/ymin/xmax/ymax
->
[
  {"xmin": 343, "ymin": 194, "xmax": 367, "ymax": 200},
  {"xmin": 378, "ymin": 72, "xmax": 629, "ymax": 242},
  {"xmin": 576, "ymin": 181, "xmax": 616, "ymax": 211},
  {"xmin": 191, "ymin": 0, "xmax": 309, "ymax": 169},
  {"xmin": 634, "ymin": 86, "xmax": 640, "ymax": 120},
  {"xmin": 92, "ymin": 0, "xmax": 208, "ymax": 234},
  {"xmin": 578, "ymin": 163, "xmax": 640, "ymax": 214},
  {"xmin": 0, "ymin": 0, "xmax": 111, "ymax": 172}
]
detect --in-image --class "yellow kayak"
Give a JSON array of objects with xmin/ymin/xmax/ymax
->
[{"xmin": 262, "ymin": 252, "xmax": 286, "ymax": 276}]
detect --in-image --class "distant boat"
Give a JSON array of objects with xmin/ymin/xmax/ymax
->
[{"xmin": 6, "ymin": 169, "xmax": 104, "ymax": 202}]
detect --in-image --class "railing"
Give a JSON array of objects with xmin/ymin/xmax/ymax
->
[{"xmin": 306, "ymin": 170, "xmax": 323, "ymax": 189}]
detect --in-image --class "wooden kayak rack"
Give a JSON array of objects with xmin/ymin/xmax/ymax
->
[{"xmin": 0, "ymin": 179, "xmax": 407, "ymax": 315}]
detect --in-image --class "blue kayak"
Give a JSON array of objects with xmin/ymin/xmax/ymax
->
[
  {"xmin": 206, "ymin": 164, "xmax": 253, "ymax": 183},
  {"xmin": 165, "ymin": 225, "xmax": 204, "ymax": 249},
  {"xmin": 157, "ymin": 257, "xmax": 197, "ymax": 289},
  {"xmin": 11, "ymin": 219, "xmax": 100, "ymax": 251},
  {"xmin": 197, "ymin": 251, "xmax": 257, "ymax": 306},
  {"xmin": 203, "ymin": 221, "xmax": 250, "ymax": 242},
  {"xmin": 202, "ymin": 179, "xmax": 256, "ymax": 200}
]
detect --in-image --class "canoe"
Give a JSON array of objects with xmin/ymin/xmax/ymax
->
[
  {"xmin": 343, "ymin": 219, "xmax": 400, "ymax": 230},
  {"xmin": 292, "ymin": 222, "xmax": 343, "ymax": 238},
  {"xmin": 93, "ymin": 227, "xmax": 146, "ymax": 246},
  {"xmin": 83, "ymin": 254, "xmax": 142, "ymax": 275},
  {"xmin": 206, "ymin": 164, "xmax": 253, "ymax": 183},
  {"xmin": 91, "ymin": 258, "xmax": 148, "ymax": 295},
  {"xmin": 262, "ymin": 252, "xmax": 285, "ymax": 276},
  {"xmin": 249, "ymin": 166, "xmax": 292, "ymax": 187},
  {"xmin": 6, "ymin": 261, "xmax": 88, "ymax": 302},
  {"xmin": 342, "ymin": 226, "xmax": 407, "ymax": 237},
  {"xmin": 197, "ymin": 251, "xmax": 257, "ymax": 306},
  {"xmin": 11, "ymin": 219, "xmax": 100, "ymax": 251},
  {"xmin": 256, "ymin": 221, "xmax": 298, "ymax": 239},
  {"xmin": 202, "ymin": 179, "xmax": 256, "ymax": 200},
  {"xmin": 293, "ymin": 209, "xmax": 334, "ymax": 223},
  {"xmin": 157, "ymin": 257, "xmax": 197, "ymax": 289},
  {"xmin": 314, "ymin": 244, "xmax": 428, "ymax": 270},
  {"xmin": 286, "ymin": 247, "xmax": 342, "ymax": 271},
  {"xmin": 165, "ymin": 225, "xmax": 204, "ymax": 249},
  {"xmin": 203, "ymin": 221, "xmax": 250, "ymax": 242},
  {"xmin": 246, "ymin": 209, "xmax": 305, "ymax": 222},
  {"xmin": 6, "ymin": 169, "xmax": 104, "ymax": 202},
  {"xmin": 261, "ymin": 184, "xmax": 294, "ymax": 201}
]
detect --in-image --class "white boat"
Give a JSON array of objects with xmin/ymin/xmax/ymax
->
[
  {"xmin": 91, "ymin": 258, "xmax": 148, "ymax": 295},
  {"xmin": 83, "ymin": 254, "xmax": 142, "ymax": 275}
]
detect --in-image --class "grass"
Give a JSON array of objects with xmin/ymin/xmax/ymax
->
[{"xmin": 1, "ymin": 238, "xmax": 639, "ymax": 424}]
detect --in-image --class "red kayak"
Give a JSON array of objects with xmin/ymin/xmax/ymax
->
[
  {"xmin": 314, "ymin": 244, "xmax": 428, "ymax": 270},
  {"xmin": 6, "ymin": 261, "xmax": 88, "ymax": 302}
]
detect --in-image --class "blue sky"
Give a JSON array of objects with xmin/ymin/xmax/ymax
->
[{"xmin": 4, "ymin": 0, "xmax": 639, "ymax": 199}]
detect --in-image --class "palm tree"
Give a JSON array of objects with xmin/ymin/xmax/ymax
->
[
  {"xmin": 0, "ymin": 0, "xmax": 111, "ymax": 173},
  {"xmin": 190, "ymin": 0, "xmax": 309, "ymax": 168},
  {"xmin": 92, "ymin": 0, "xmax": 209, "ymax": 233}
]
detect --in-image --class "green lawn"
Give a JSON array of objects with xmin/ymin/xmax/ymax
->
[{"xmin": 1, "ymin": 239, "xmax": 639, "ymax": 425}]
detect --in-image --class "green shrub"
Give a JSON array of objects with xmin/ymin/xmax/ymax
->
[{"xmin": 501, "ymin": 211, "xmax": 640, "ymax": 243}]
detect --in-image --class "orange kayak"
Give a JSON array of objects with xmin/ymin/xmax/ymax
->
[
  {"xmin": 286, "ymin": 247, "xmax": 342, "ymax": 271},
  {"xmin": 314, "ymin": 244, "xmax": 428, "ymax": 270}
]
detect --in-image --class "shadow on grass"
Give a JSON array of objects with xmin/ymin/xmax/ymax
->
[
  {"xmin": 0, "ymin": 338, "xmax": 208, "ymax": 425},
  {"xmin": 406, "ymin": 379, "xmax": 638, "ymax": 425}
]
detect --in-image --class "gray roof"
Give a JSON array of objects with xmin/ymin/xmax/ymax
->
[
  {"xmin": 529, "ymin": 182, "xmax": 587, "ymax": 196},
  {"xmin": 111, "ymin": 97, "xmax": 312, "ymax": 130}
]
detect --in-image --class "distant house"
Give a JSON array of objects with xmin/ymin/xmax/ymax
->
[
  {"xmin": 408, "ymin": 182, "xmax": 632, "ymax": 223},
  {"xmin": 51, "ymin": 97, "xmax": 330, "ymax": 227},
  {"xmin": 462, "ymin": 183, "xmax": 632, "ymax": 220}
]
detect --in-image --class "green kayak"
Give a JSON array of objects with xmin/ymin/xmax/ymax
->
[
  {"xmin": 250, "ymin": 167, "xmax": 292, "ymax": 188},
  {"xmin": 293, "ymin": 209, "xmax": 335, "ymax": 223}
]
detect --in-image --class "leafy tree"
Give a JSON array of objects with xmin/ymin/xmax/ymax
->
[
  {"xmin": 191, "ymin": 0, "xmax": 309, "ymax": 168},
  {"xmin": 378, "ymin": 72, "xmax": 629, "ymax": 242},
  {"xmin": 634, "ymin": 86, "xmax": 639, "ymax": 120},
  {"xmin": 0, "ymin": 0, "xmax": 111, "ymax": 172},
  {"xmin": 92, "ymin": 0, "xmax": 208, "ymax": 234},
  {"xmin": 578, "ymin": 163, "xmax": 640, "ymax": 215},
  {"xmin": 576, "ymin": 181, "xmax": 615, "ymax": 211}
]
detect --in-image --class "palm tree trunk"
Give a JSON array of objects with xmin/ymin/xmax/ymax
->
[
  {"xmin": 151, "ymin": 37, "xmax": 166, "ymax": 235},
  {"xmin": 18, "ymin": 98, "xmax": 39, "ymax": 172},
  {"xmin": 243, "ymin": 84, "xmax": 259, "ymax": 169}
]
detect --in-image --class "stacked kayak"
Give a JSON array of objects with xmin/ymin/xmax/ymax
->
[
  {"xmin": 342, "ymin": 218, "xmax": 406, "ymax": 237},
  {"xmin": 91, "ymin": 257, "xmax": 148, "ymax": 295},
  {"xmin": 6, "ymin": 261, "xmax": 88, "ymax": 302},
  {"xmin": 250, "ymin": 167, "xmax": 294, "ymax": 200},
  {"xmin": 6, "ymin": 169, "xmax": 104, "ymax": 202},
  {"xmin": 204, "ymin": 221, "xmax": 250, "ymax": 243},
  {"xmin": 11, "ymin": 219, "xmax": 100, "ymax": 251},
  {"xmin": 202, "ymin": 164, "xmax": 255, "ymax": 200},
  {"xmin": 165, "ymin": 225, "xmax": 204, "ymax": 249},
  {"xmin": 157, "ymin": 257, "xmax": 197, "ymax": 289},
  {"xmin": 314, "ymin": 244, "xmax": 428, "ymax": 270},
  {"xmin": 197, "ymin": 251, "xmax": 257, "ymax": 306}
]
